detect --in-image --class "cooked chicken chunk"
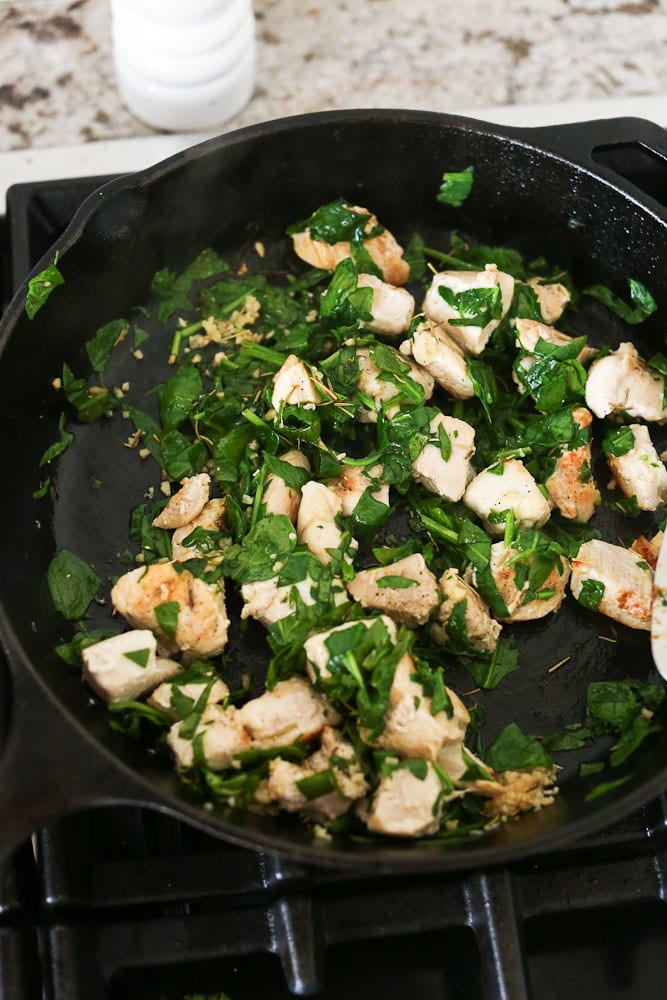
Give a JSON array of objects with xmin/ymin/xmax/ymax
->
[
  {"xmin": 81, "ymin": 630, "xmax": 181, "ymax": 704},
  {"xmin": 356, "ymin": 346, "xmax": 434, "ymax": 423},
  {"xmin": 399, "ymin": 319, "xmax": 475, "ymax": 399},
  {"xmin": 236, "ymin": 675, "xmax": 341, "ymax": 748},
  {"xmin": 241, "ymin": 574, "xmax": 348, "ymax": 628},
  {"xmin": 296, "ymin": 480, "xmax": 347, "ymax": 565},
  {"xmin": 171, "ymin": 497, "xmax": 227, "ymax": 560},
  {"xmin": 411, "ymin": 413, "xmax": 476, "ymax": 501},
  {"xmin": 630, "ymin": 530, "xmax": 664, "ymax": 570},
  {"xmin": 570, "ymin": 539, "xmax": 653, "ymax": 630},
  {"xmin": 514, "ymin": 318, "xmax": 595, "ymax": 363},
  {"xmin": 422, "ymin": 264, "xmax": 515, "ymax": 355},
  {"xmin": 487, "ymin": 541, "xmax": 571, "ymax": 622},
  {"xmin": 585, "ymin": 342, "xmax": 667, "ymax": 423},
  {"xmin": 111, "ymin": 562, "xmax": 230, "ymax": 657},
  {"xmin": 304, "ymin": 615, "xmax": 398, "ymax": 685},
  {"xmin": 605, "ymin": 423, "xmax": 667, "ymax": 511},
  {"xmin": 527, "ymin": 278, "xmax": 571, "ymax": 324},
  {"xmin": 357, "ymin": 273, "xmax": 415, "ymax": 336},
  {"xmin": 432, "ymin": 568, "xmax": 501, "ymax": 652},
  {"xmin": 271, "ymin": 354, "xmax": 322, "ymax": 411},
  {"xmin": 167, "ymin": 703, "xmax": 251, "ymax": 771},
  {"xmin": 263, "ymin": 449, "xmax": 311, "ymax": 523},
  {"xmin": 291, "ymin": 204, "xmax": 410, "ymax": 286},
  {"xmin": 148, "ymin": 675, "xmax": 230, "ymax": 720},
  {"xmin": 346, "ymin": 554, "xmax": 439, "ymax": 627},
  {"xmin": 152, "ymin": 473, "xmax": 211, "ymax": 529},
  {"xmin": 464, "ymin": 459, "xmax": 551, "ymax": 536},
  {"xmin": 365, "ymin": 762, "xmax": 447, "ymax": 837},
  {"xmin": 327, "ymin": 463, "xmax": 390, "ymax": 516},
  {"xmin": 544, "ymin": 407, "xmax": 600, "ymax": 522}
]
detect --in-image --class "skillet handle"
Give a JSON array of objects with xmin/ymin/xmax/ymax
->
[
  {"xmin": 0, "ymin": 645, "xmax": 152, "ymax": 865},
  {"xmin": 521, "ymin": 116, "xmax": 667, "ymax": 213}
]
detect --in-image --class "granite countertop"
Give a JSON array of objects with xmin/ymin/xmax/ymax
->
[{"xmin": 0, "ymin": 0, "xmax": 666, "ymax": 152}]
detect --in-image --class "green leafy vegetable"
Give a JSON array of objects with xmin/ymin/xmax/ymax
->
[
  {"xmin": 47, "ymin": 550, "xmax": 101, "ymax": 621},
  {"xmin": 584, "ymin": 277, "xmax": 657, "ymax": 324},
  {"xmin": 25, "ymin": 254, "xmax": 64, "ymax": 319},
  {"xmin": 437, "ymin": 167, "xmax": 474, "ymax": 207}
]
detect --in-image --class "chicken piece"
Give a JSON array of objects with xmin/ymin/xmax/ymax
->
[
  {"xmin": 432, "ymin": 568, "xmax": 501, "ymax": 653},
  {"xmin": 291, "ymin": 204, "xmax": 410, "ymax": 286},
  {"xmin": 369, "ymin": 654, "xmax": 469, "ymax": 761},
  {"xmin": 357, "ymin": 273, "xmax": 415, "ymax": 336},
  {"xmin": 236, "ymin": 675, "xmax": 341, "ymax": 749},
  {"xmin": 514, "ymin": 318, "xmax": 595, "ymax": 363},
  {"xmin": 263, "ymin": 449, "xmax": 311, "ymax": 523},
  {"xmin": 167, "ymin": 703, "xmax": 251, "ymax": 771},
  {"xmin": 544, "ymin": 406, "xmax": 600, "ymax": 522},
  {"xmin": 605, "ymin": 423, "xmax": 667, "ymax": 511},
  {"xmin": 487, "ymin": 540, "xmax": 571, "ymax": 622},
  {"xmin": 365, "ymin": 762, "xmax": 446, "ymax": 837},
  {"xmin": 346, "ymin": 554, "xmax": 439, "ymax": 627},
  {"xmin": 171, "ymin": 497, "xmax": 227, "ymax": 560},
  {"xmin": 296, "ymin": 480, "xmax": 352, "ymax": 565},
  {"xmin": 585, "ymin": 342, "xmax": 667, "ymax": 423},
  {"xmin": 630, "ymin": 530, "xmax": 664, "ymax": 570},
  {"xmin": 271, "ymin": 354, "xmax": 322, "ymax": 411},
  {"xmin": 304, "ymin": 615, "xmax": 398, "ymax": 685},
  {"xmin": 147, "ymin": 675, "xmax": 230, "ymax": 720},
  {"xmin": 479, "ymin": 768, "xmax": 557, "ymax": 818},
  {"xmin": 255, "ymin": 726, "xmax": 368, "ymax": 824},
  {"xmin": 356, "ymin": 346, "xmax": 434, "ymax": 423},
  {"xmin": 152, "ymin": 473, "xmax": 211, "ymax": 530},
  {"xmin": 527, "ymin": 278, "xmax": 571, "ymax": 324},
  {"xmin": 399, "ymin": 319, "xmax": 475, "ymax": 399},
  {"xmin": 81, "ymin": 630, "xmax": 181, "ymax": 704},
  {"xmin": 111, "ymin": 562, "xmax": 230, "ymax": 657},
  {"xmin": 241, "ymin": 574, "xmax": 348, "ymax": 628},
  {"xmin": 411, "ymin": 413, "xmax": 476, "ymax": 501},
  {"xmin": 422, "ymin": 264, "xmax": 515, "ymax": 355},
  {"xmin": 327, "ymin": 463, "xmax": 389, "ymax": 517},
  {"xmin": 570, "ymin": 539, "xmax": 653, "ymax": 631},
  {"xmin": 463, "ymin": 459, "xmax": 551, "ymax": 537}
]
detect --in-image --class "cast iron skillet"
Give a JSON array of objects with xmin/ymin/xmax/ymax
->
[{"xmin": 1, "ymin": 109, "xmax": 667, "ymax": 871}]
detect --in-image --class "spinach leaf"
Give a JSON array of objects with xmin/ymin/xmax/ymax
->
[
  {"xmin": 86, "ymin": 319, "xmax": 128, "ymax": 373},
  {"xmin": 584, "ymin": 277, "xmax": 657, "ymax": 324},
  {"xmin": 485, "ymin": 722, "xmax": 554, "ymax": 772},
  {"xmin": 436, "ymin": 167, "xmax": 474, "ymax": 207},
  {"xmin": 288, "ymin": 197, "xmax": 383, "ymax": 244},
  {"xmin": 47, "ymin": 549, "xmax": 101, "ymax": 621},
  {"xmin": 25, "ymin": 255, "xmax": 64, "ymax": 319},
  {"xmin": 602, "ymin": 425, "xmax": 635, "ymax": 457}
]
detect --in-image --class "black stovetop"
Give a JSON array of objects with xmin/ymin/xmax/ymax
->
[{"xmin": 2, "ymin": 171, "xmax": 667, "ymax": 1000}]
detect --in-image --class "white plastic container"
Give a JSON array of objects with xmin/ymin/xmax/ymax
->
[{"xmin": 110, "ymin": 0, "xmax": 256, "ymax": 132}]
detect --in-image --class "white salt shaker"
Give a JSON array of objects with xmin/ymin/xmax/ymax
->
[{"xmin": 110, "ymin": 0, "xmax": 256, "ymax": 132}]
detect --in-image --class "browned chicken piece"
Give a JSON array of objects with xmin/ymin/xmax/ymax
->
[
  {"xmin": 399, "ymin": 319, "xmax": 475, "ymax": 399},
  {"xmin": 527, "ymin": 278, "xmax": 571, "ymax": 324},
  {"xmin": 291, "ymin": 204, "xmax": 410, "ymax": 286},
  {"xmin": 304, "ymin": 616, "xmax": 398, "ymax": 685},
  {"xmin": 544, "ymin": 406, "xmax": 600, "ymax": 522},
  {"xmin": 297, "ymin": 480, "xmax": 348, "ymax": 564},
  {"xmin": 570, "ymin": 539, "xmax": 653, "ymax": 631},
  {"xmin": 431, "ymin": 567, "xmax": 501, "ymax": 653},
  {"xmin": 464, "ymin": 459, "xmax": 552, "ymax": 537},
  {"xmin": 167, "ymin": 703, "xmax": 251, "ymax": 771},
  {"xmin": 235, "ymin": 675, "xmax": 342, "ymax": 749},
  {"xmin": 171, "ymin": 497, "xmax": 227, "ymax": 560},
  {"xmin": 422, "ymin": 264, "xmax": 515, "ymax": 355},
  {"xmin": 271, "ymin": 354, "xmax": 322, "ymax": 411},
  {"xmin": 263, "ymin": 448, "xmax": 311, "ymax": 523},
  {"xmin": 411, "ymin": 413, "xmax": 476, "ymax": 501},
  {"xmin": 364, "ymin": 762, "xmax": 448, "ymax": 837},
  {"xmin": 586, "ymin": 341, "xmax": 667, "ymax": 423},
  {"xmin": 487, "ymin": 541, "xmax": 571, "ymax": 623},
  {"xmin": 346, "ymin": 554, "xmax": 439, "ymax": 627},
  {"xmin": 148, "ymin": 676, "xmax": 230, "ymax": 720},
  {"xmin": 81, "ymin": 630, "xmax": 181, "ymax": 704},
  {"xmin": 514, "ymin": 318, "xmax": 595, "ymax": 363},
  {"xmin": 630, "ymin": 530, "xmax": 664, "ymax": 571},
  {"xmin": 357, "ymin": 273, "xmax": 415, "ymax": 336},
  {"xmin": 605, "ymin": 423, "xmax": 667, "ymax": 511},
  {"xmin": 327, "ymin": 463, "xmax": 389, "ymax": 516},
  {"xmin": 356, "ymin": 346, "xmax": 434, "ymax": 423},
  {"xmin": 111, "ymin": 562, "xmax": 230, "ymax": 657},
  {"xmin": 152, "ymin": 473, "xmax": 211, "ymax": 529}
]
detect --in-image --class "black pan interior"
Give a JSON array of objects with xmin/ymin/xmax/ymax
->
[{"xmin": 1, "ymin": 110, "xmax": 667, "ymax": 869}]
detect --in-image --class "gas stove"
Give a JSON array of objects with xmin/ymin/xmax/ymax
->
[{"xmin": 2, "ymin": 141, "xmax": 667, "ymax": 999}]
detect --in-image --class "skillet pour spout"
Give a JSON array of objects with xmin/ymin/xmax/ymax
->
[{"xmin": 1, "ymin": 109, "xmax": 667, "ymax": 870}]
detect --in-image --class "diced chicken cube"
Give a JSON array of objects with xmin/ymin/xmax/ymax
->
[
  {"xmin": 152, "ymin": 473, "xmax": 211, "ymax": 530},
  {"xmin": 236, "ymin": 675, "xmax": 341, "ymax": 749},
  {"xmin": 357, "ymin": 273, "xmax": 415, "ymax": 336},
  {"xmin": 82, "ymin": 630, "xmax": 181, "ymax": 704},
  {"xmin": 304, "ymin": 616, "xmax": 398, "ymax": 685},
  {"xmin": 630, "ymin": 530, "xmax": 664, "ymax": 570},
  {"xmin": 111, "ymin": 562, "xmax": 230, "ymax": 657},
  {"xmin": 488, "ymin": 541, "xmax": 570, "ymax": 622},
  {"xmin": 356, "ymin": 346, "xmax": 434, "ymax": 423},
  {"xmin": 327, "ymin": 463, "xmax": 389, "ymax": 516},
  {"xmin": 514, "ymin": 318, "xmax": 595, "ymax": 363},
  {"xmin": 432, "ymin": 568, "xmax": 501, "ymax": 652},
  {"xmin": 241, "ymin": 574, "xmax": 348, "ymax": 628},
  {"xmin": 411, "ymin": 413, "xmax": 476, "ymax": 501},
  {"xmin": 422, "ymin": 264, "xmax": 515, "ymax": 355},
  {"xmin": 527, "ymin": 278, "xmax": 571, "ymax": 324},
  {"xmin": 171, "ymin": 497, "xmax": 227, "ymax": 560},
  {"xmin": 570, "ymin": 539, "xmax": 653, "ymax": 631},
  {"xmin": 605, "ymin": 423, "xmax": 667, "ymax": 511},
  {"xmin": 167, "ymin": 703, "xmax": 251, "ymax": 771},
  {"xmin": 365, "ymin": 762, "xmax": 446, "ymax": 837},
  {"xmin": 263, "ymin": 449, "xmax": 311, "ymax": 523},
  {"xmin": 399, "ymin": 319, "xmax": 475, "ymax": 399},
  {"xmin": 296, "ymin": 480, "xmax": 347, "ymax": 565},
  {"xmin": 464, "ymin": 459, "xmax": 551, "ymax": 536},
  {"xmin": 271, "ymin": 354, "xmax": 322, "ymax": 411},
  {"xmin": 291, "ymin": 204, "xmax": 410, "ymax": 286},
  {"xmin": 346, "ymin": 553, "xmax": 439, "ymax": 627},
  {"xmin": 147, "ymin": 675, "xmax": 230, "ymax": 720},
  {"xmin": 585, "ymin": 342, "xmax": 667, "ymax": 423},
  {"xmin": 544, "ymin": 406, "xmax": 600, "ymax": 522}
]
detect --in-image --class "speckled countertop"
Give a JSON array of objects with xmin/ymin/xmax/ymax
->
[{"xmin": 0, "ymin": 0, "xmax": 666, "ymax": 153}]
